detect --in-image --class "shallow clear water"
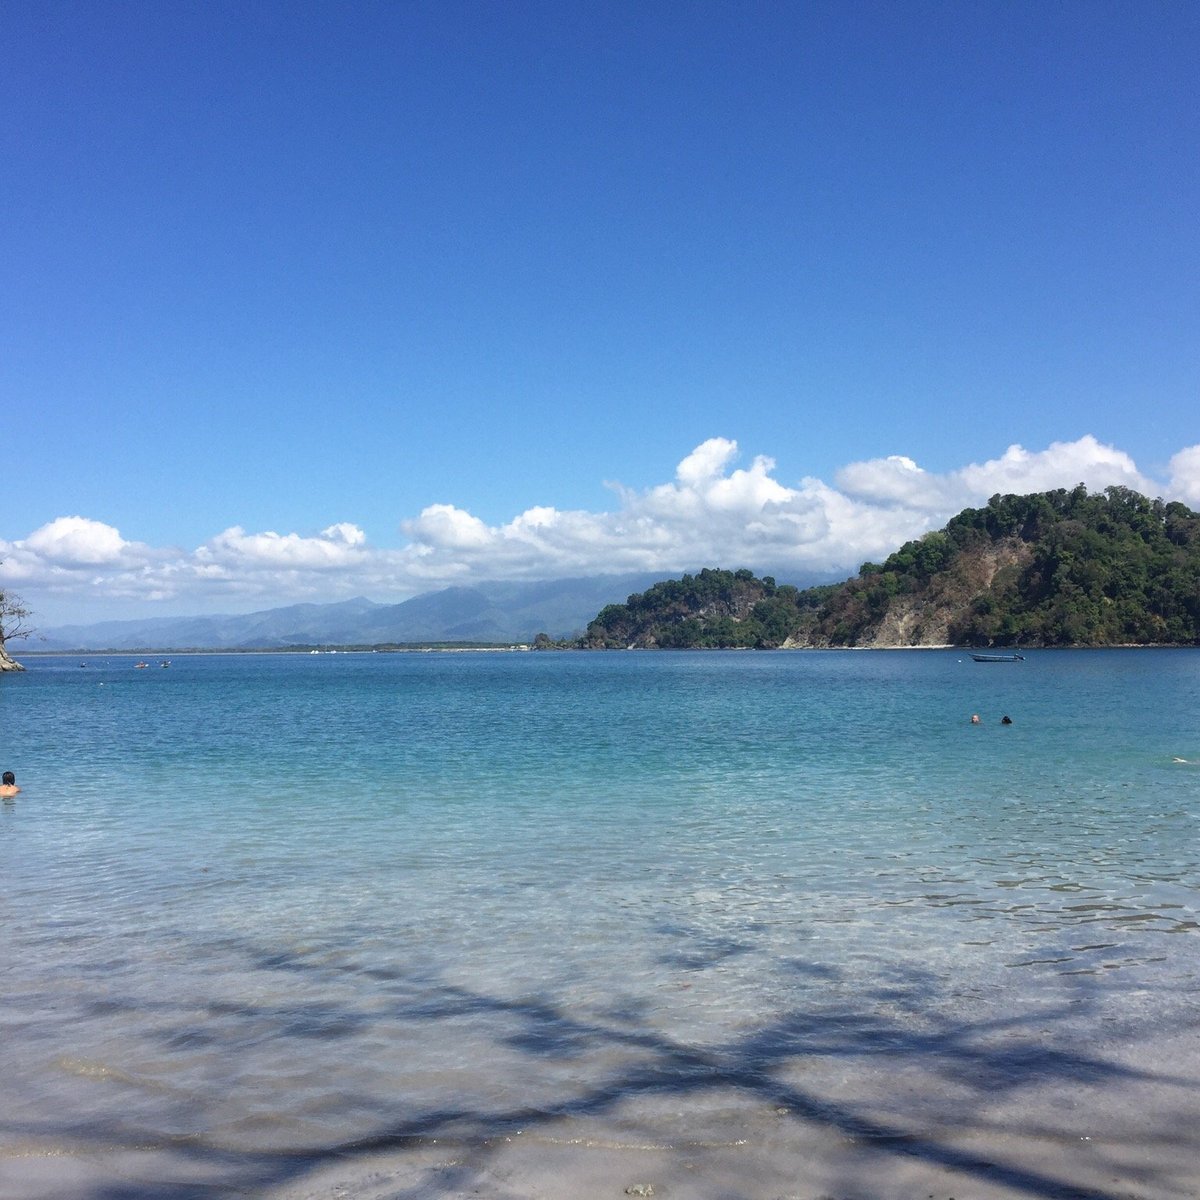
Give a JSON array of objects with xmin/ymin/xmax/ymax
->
[{"xmin": 2, "ymin": 649, "xmax": 1199, "ymax": 1196}]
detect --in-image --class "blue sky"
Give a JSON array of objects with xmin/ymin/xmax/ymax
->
[{"xmin": 3, "ymin": 1, "xmax": 1198, "ymax": 624}]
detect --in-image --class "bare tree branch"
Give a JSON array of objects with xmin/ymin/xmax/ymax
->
[{"xmin": 0, "ymin": 564, "xmax": 36, "ymax": 644}]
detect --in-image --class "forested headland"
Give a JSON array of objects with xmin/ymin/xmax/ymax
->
[{"xmin": 578, "ymin": 486, "xmax": 1200, "ymax": 649}]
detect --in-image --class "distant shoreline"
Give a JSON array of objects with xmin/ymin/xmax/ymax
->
[
  {"xmin": 17, "ymin": 645, "xmax": 535, "ymax": 657},
  {"xmin": 15, "ymin": 641, "xmax": 1199, "ymax": 658}
]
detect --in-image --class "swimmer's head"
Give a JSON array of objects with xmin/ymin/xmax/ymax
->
[{"xmin": 2, "ymin": 772, "xmax": 14, "ymax": 785}]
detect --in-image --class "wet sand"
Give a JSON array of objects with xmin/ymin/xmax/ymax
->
[{"xmin": 4, "ymin": 1023, "xmax": 1197, "ymax": 1200}]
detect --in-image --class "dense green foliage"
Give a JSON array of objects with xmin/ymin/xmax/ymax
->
[
  {"xmin": 841, "ymin": 486, "xmax": 1200, "ymax": 646},
  {"xmin": 581, "ymin": 567, "xmax": 828, "ymax": 648},
  {"xmin": 983, "ymin": 487, "xmax": 1200, "ymax": 644},
  {"xmin": 580, "ymin": 487, "xmax": 1200, "ymax": 649}
]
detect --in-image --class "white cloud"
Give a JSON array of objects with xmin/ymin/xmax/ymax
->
[
  {"xmin": 675, "ymin": 437, "xmax": 739, "ymax": 486},
  {"xmin": 956, "ymin": 436, "xmax": 1152, "ymax": 498},
  {"xmin": 197, "ymin": 524, "xmax": 369, "ymax": 569},
  {"xmin": 3, "ymin": 434, "xmax": 1196, "ymax": 622},
  {"xmin": 23, "ymin": 516, "xmax": 133, "ymax": 566},
  {"xmin": 1167, "ymin": 445, "xmax": 1200, "ymax": 505},
  {"xmin": 322, "ymin": 522, "xmax": 367, "ymax": 546},
  {"xmin": 834, "ymin": 436, "xmax": 1154, "ymax": 514},
  {"xmin": 835, "ymin": 455, "xmax": 952, "ymax": 508},
  {"xmin": 403, "ymin": 504, "xmax": 493, "ymax": 551}
]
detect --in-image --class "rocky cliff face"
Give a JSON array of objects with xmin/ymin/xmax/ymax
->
[
  {"xmin": 0, "ymin": 641, "xmax": 25, "ymax": 672},
  {"xmin": 784, "ymin": 540, "xmax": 1032, "ymax": 648},
  {"xmin": 866, "ymin": 541, "xmax": 1031, "ymax": 647}
]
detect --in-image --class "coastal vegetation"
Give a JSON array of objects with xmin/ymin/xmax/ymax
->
[
  {"xmin": 580, "ymin": 486, "xmax": 1200, "ymax": 649},
  {"xmin": 581, "ymin": 568, "xmax": 832, "ymax": 649},
  {"xmin": 0, "ymin": 569, "xmax": 32, "ymax": 672}
]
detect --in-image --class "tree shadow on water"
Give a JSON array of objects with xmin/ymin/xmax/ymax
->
[{"xmin": 8, "ymin": 933, "xmax": 1200, "ymax": 1200}]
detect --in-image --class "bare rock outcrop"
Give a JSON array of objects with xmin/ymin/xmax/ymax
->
[
  {"xmin": 783, "ymin": 539, "xmax": 1033, "ymax": 649},
  {"xmin": 865, "ymin": 540, "xmax": 1031, "ymax": 647}
]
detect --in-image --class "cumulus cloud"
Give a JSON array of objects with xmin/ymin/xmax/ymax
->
[
  {"xmin": 675, "ymin": 437, "xmax": 739, "ymax": 486},
  {"xmin": 835, "ymin": 436, "xmax": 1154, "ymax": 514},
  {"xmin": 322, "ymin": 522, "xmax": 367, "ymax": 546},
  {"xmin": 404, "ymin": 504, "xmax": 493, "ymax": 551},
  {"xmin": 0, "ymin": 517, "xmax": 376, "ymax": 614},
  {"xmin": 0, "ymin": 517, "xmax": 161, "ymax": 593},
  {"xmin": 3, "ymin": 434, "xmax": 1196, "ymax": 620},
  {"xmin": 197, "ymin": 524, "xmax": 369, "ymax": 569},
  {"xmin": 23, "ymin": 516, "xmax": 134, "ymax": 566},
  {"xmin": 957, "ymin": 435, "xmax": 1152, "ymax": 498},
  {"xmin": 1167, "ymin": 445, "xmax": 1200, "ymax": 505},
  {"xmin": 834, "ymin": 455, "xmax": 953, "ymax": 508}
]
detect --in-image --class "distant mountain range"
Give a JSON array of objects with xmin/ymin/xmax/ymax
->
[
  {"xmin": 35, "ymin": 485, "xmax": 1200, "ymax": 653},
  {"xmin": 32, "ymin": 575, "xmax": 699, "ymax": 650}
]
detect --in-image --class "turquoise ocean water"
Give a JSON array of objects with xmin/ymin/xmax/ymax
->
[{"xmin": 2, "ymin": 649, "xmax": 1198, "ymax": 1197}]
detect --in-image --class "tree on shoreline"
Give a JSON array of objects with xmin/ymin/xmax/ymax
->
[{"xmin": 0, "ymin": 570, "xmax": 33, "ymax": 672}]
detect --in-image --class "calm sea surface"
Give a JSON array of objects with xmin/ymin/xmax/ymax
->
[{"xmin": 2, "ymin": 649, "xmax": 1198, "ymax": 1197}]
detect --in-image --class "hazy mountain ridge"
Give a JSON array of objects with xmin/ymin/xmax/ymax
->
[{"xmin": 34, "ymin": 576, "xmax": 668, "ymax": 650}]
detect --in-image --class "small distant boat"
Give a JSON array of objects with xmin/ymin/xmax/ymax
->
[
  {"xmin": 971, "ymin": 652, "xmax": 1025, "ymax": 663},
  {"xmin": 159, "ymin": 660, "xmax": 171, "ymax": 668},
  {"xmin": 135, "ymin": 661, "xmax": 150, "ymax": 669}
]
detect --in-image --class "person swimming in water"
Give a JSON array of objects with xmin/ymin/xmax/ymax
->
[
  {"xmin": 0, "ymin": 771, "xmax": 18, "ymax": 797},
  {"xmin": 1001, "ymin": 715, "xmax": 1013, "ymax": 725}
]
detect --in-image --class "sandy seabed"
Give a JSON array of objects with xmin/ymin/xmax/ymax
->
[{"xmin": 3, "ymin": 1026, "xmax": 1197, "ymax": 1200}]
